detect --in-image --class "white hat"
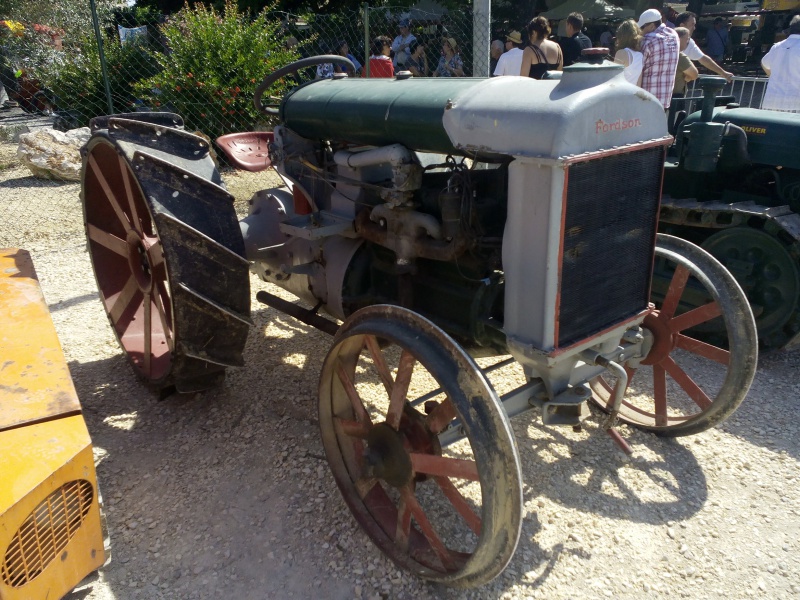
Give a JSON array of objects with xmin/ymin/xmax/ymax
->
[{"xmin": 638, "ymin": 8, "xmax": 663, "ymax": 28}]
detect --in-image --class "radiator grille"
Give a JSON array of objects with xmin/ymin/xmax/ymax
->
[
  {"xmin": 2, "ymin": 479, "xmax": 94, "ymax": 587},
  {"xmin": 558, "ymin": 146, "xmax": 664, "ymax": 347}
]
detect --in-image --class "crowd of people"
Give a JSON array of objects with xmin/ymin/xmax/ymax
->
[
  {"xmin": 312, "ymin": 18, "xmax": 466, "ymax": 80},
  {"xmin": 310, "ymin": 10, "xmax": 799, "ymax": 113},
  {"xmin": 611, "ymin": 9, "xmax": 797, "ymax": 113}
]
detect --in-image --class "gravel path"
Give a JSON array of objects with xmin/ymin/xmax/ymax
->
[{"xmin": 2, "ymin": 142, "xmax": 799, "ymax": 600}]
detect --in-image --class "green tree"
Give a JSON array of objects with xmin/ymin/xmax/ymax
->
[
  {"xmin": 133, "ymin": 1, "xmax": 298, "ymax": 140},
  {"xmin": 35, "ymin": 33, "xmax": 161, "ymax": 126},
  {"xmin": 0, "ymin": 0, "xmax": 117, "ymax": 41}
]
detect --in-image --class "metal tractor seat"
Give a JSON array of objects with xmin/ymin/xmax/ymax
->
[{"xmin": 216, "ymin": 132, "xmax": 273, "ymax": 172}]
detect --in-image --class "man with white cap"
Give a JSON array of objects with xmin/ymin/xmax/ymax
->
[
  {"xmin": 638, "ymin": 8, "xmax": 680, "ymax": 109},
  {"xmin": 493, "ymin": 30, "xmax": 525, "ymax": 76},
  {"xmin": 673, "ymin": 12, "xmax": 733, "ymax": 82},
  {"xmin": 391, "ymin": 19, "xmax": 417, "ymax": 69}
]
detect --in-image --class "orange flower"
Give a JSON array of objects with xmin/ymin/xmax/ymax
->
[
  {"xmin": 186, "ymin": 72, "xmax": 193, "ymax": 78},
  {"xmin": 175, "ymin": 85, "xmax": 182, "ymax": 91}
]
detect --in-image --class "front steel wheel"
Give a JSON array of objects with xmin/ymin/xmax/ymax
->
[
  {"xmin": 319, "ymin": 305, "xmax": 522, "ymax": 588},
  {"xmin": 590, "ymin": 234, "xmax": 757, "ymax": 437}
]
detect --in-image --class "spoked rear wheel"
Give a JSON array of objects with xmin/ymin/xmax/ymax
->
[
  {"xmin": 81, "ymin": 113, "xmax": 252, "ymax": 392},
  {"xmin": 319, "ymin": 305, "xmax": 522, "ymax": 587},
  {"xmin": 590, "ymin": 234, "xmax": 757, "ymax": 437}
]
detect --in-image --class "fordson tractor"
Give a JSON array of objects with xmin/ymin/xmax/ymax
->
[{"xmin": 78, "ymin": 56, "xmax": 757, "ymax": 587}]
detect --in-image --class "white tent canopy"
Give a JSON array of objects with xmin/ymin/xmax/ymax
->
[{"xmin": 540, "ymin": 0, "xmax": 634, "ymax": 20}]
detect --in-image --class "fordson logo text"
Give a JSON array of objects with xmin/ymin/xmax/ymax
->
[{"xmin": 595, "ymin": 118, "xmax": 642, "ymax": 134}]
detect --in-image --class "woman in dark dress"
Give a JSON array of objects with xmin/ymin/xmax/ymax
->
[{"xmin": 519, "ymin": 16, "xmax": 563, "ymax": 79}]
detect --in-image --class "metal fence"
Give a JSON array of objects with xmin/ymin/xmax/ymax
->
[
  {"xmin": 0, "ymin": 4, "xmax": 490, "ymax": 249},
  {"xmin": 684, "ymin": 75, "xmax": 768, "ymax": 109},
  {"xmin": 0, "ymin": 5, "xmax": 491, "ymax": 135}
]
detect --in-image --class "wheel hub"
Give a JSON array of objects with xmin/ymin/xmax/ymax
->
[
  {"xmin": 126, "ymin": 230, "xmax": 153, "ymax": 292},
  {"xmin": 639, "ymin": 310, "xmax": 674, "ymax": 365},
  {"xmin": 365, "ymin": 424, "xmax": 412, "ymax": 488}
]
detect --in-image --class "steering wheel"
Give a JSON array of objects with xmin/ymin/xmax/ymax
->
[{"xmin": 254, "ymin": 55, "xmax": 357, "ymax": 115}]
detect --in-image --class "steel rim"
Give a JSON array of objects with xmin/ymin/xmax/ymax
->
[
  {"xmin": 83, "ymin": 139, "xmax": 174, "ymax": 382},
  {"xmin": 319, "ymin": 306, "xmax": 521, "ymax": 586},
  {"xmin": 590, "ymin": 236, "xmax": 756, "ymax": 435}
]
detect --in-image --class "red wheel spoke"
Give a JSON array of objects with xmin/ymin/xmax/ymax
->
[
  {"xmin": 336, "ymin": 361, "xmax": 372, "ymax": 424},
  {"xmin": 660, "ymin": 265, "xmax": 690, "ymax": 320},
  {"xmin": 386, "ymin": 350, "xmax": 416, "ymax": 430},
  {"xmin": 118, "ymin": 155, "xmax": 141, "ymax": 234},
  {"xmin": 395, "ymin": 490, "xmax": 412, "ymax": 553},
  {"xmin": 426, "ymin": 398, "xmax": 457, "ymax": 434},
  {"xmin": 88, "ymin": 155, "xmax": 132, "ymax": 233},
  {"xmin": 669, "ymin": 301, "xmax": 722, "ymax": 333},
  {"xmin": 401, "ymin": 487, "xmax": 456, "ymax": 571},
  {"xmin": 654, "ymin": 364, "xmax": 668, "ymax": 426},
  {"xmin": 87, "ymin": 223, "xmax": 127, "ymax": 257},
  {"xmin": 143, "ymin": 291, "xmax": 152, "ymax": 376},
  {"xmin": 364, "ymin": 335, "xmax": 394, "ymax": 396},
  {"xmin": 410, "ymin": 453, "xmax": 479, "ymax": 481},
  {"xmin": 662, "ymin": 355, "xmax": 713, "ymax": 409},
  {"xmin": 335, "ymin": 417, "xmax": 371, "ymax": 439},
  {"xmin": 675, "ymin": 334, "xmax": 730, "ymax": 365},
  {"xmin": 108, "ymin": 275, "xmax": 141, "ymax": 326},
  {"xmin": 434, "ymin": 476, "xmax": 482, "ymax": 535}
]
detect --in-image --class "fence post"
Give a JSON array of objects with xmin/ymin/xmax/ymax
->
[
  {"xmin": 473, "ymin": 0, "xmax": 490, "ymax": 77},
  {"xmin": 363, "ymin": 3, "xmax": 370, "ymax": 78},
  {"xmin": 89, "ymin": 0, "xmax": 115, "ymax": 115}
]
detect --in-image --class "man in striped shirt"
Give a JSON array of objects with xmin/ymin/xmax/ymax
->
[{"xmin": 638, "ymin": 8, "xmax": 680, "ymax": 109}]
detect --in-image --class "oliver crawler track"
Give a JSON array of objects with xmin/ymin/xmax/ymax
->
[
  {"xmin": 81, "ymin": 113, "xmax": 251, "ymax": 392},
  {"xmin": 660, "ymin": 197, "xmax": 800, "ymax": 350}
]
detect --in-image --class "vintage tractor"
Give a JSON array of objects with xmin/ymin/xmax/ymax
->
[
  {"xmin": 79, "ymin": 56, "xmax": 758, "ymax": 587},
  {"xmin": 662, "ymin": 76, "xmax": 800, "ymax": 350}
]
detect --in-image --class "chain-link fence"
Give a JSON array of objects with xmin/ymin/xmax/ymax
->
[
  {"xmin": 1, "ymin": 4, "xmax": 491, "ymax": 134},
  {"xmin": 0, "ymin": 3, "xmax": 492, "ymax": 249}
]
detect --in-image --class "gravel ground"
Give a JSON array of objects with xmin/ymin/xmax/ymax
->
[{"xmin": 2, "ymin": 140, "xmax": 800, "ymax": 600}]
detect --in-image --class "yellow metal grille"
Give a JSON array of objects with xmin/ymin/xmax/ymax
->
[{"xmin": 2, "ymin": 479, "xmax": 94, "ymax": 587}]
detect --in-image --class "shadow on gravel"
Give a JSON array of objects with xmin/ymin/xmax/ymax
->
[
  {"xmin": 66, "ymin": 331, "xmax": 355, "ymax": 599},
  {"xmin": 0, "ymin": 175, "xmax": 69, "ymax": 189},
  {"xmin": 48, "ymin": 292, "xmax": 97, "ymax": 312},
  {"xmin": 515, "ymin": 422, "xmax": 706, "ymax": 525}
]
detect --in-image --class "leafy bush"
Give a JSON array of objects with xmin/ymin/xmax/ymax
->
[
  {"xmin": 133, "ymin": 1, "xmax": 298, "ymax": 140},
  {"xmin": 35, "ymin": 34, "xmax": 161, "ymax": 126}
]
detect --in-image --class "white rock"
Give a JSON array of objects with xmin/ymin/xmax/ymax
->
[{"xmin": 17, "ymin": 127, "xmax": 90, "ymax": 181}]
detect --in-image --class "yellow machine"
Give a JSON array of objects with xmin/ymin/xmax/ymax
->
[
  {"xmin": 0, "ymin": 249, "xmax": 107, "ymax": 600},
  {"xmin": 762, "ymin": 0, "xmax": 800, "ymax": 10}
]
